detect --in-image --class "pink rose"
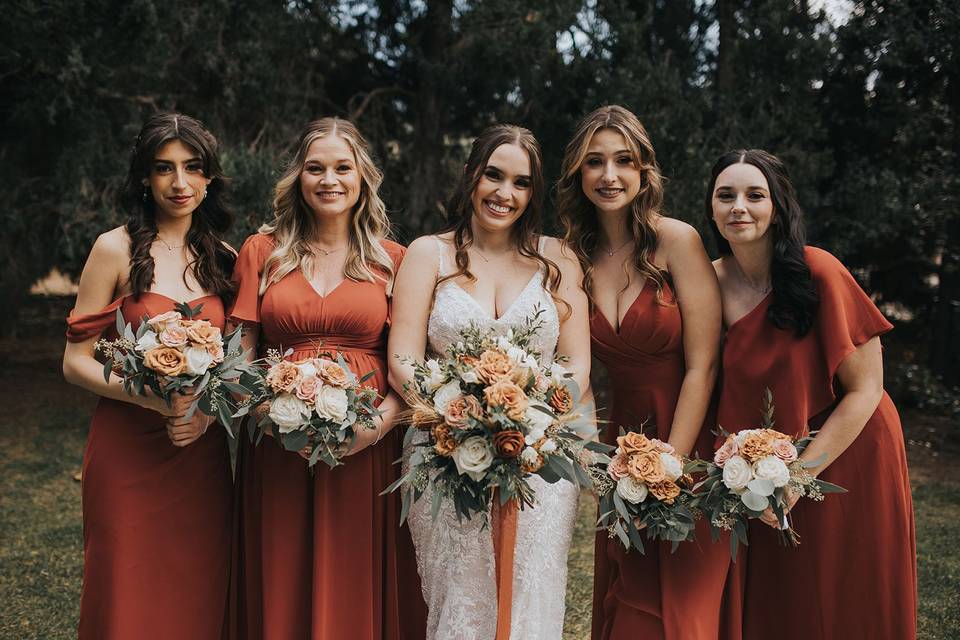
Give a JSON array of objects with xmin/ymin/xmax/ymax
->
[
  {"xmin": 772, "ymin": 439, "xmax": 798, "ymax": 463},
  {"xmin": 607, "ymin": 452, "xmax": 631, "ymax": 480},
  {"xmin": 206, "ymin": 342, "xmax": 225, "ymax": 364},
  {"xmin": 159, "ymin": 325, "xmax": 188, "ymax": 348},
  {"xmin": 295, "ymin": 376, "xmax": 320, "ymax": 403},
  {"xmin": 654, "ymin": 439, "xmax": 675, "ymax": 454},
  {"xmin": 147, "ymin": 310, "xmax": 182, "ymax": 331},
  {"xmin": 713, "ymin": 436, "xmax": 739, "ymax": 467}
]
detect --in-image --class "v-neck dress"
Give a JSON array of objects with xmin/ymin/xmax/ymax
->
[
  {"xmin": 589, "ymin": 276, "xmax": 737, "ymax": 640},
  {"xmin": 229, "ymin": 233, "xmax": 426, "ymax": 640},
  {"xmin": 719, "ymin": 246, "xmax": 916, "ymax": 639},
  {"xmin": 66, "ymin": 292, "xmax": 233, "ymax": 640}
]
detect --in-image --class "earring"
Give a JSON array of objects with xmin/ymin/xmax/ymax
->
[{"xmin": 142, "ymin": 187, "xmax": 148, "ymax": 203}]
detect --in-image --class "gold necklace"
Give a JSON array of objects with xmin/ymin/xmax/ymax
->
[
  {"xmin": 156, "ymin": 236, "xmax": 185, "ymax": 251},
  {"xmin": 313, "ymin": 245, "xmax": 347, "ymax": 256},
  {"xmin": 470, "ymin": 245, "xmax": 511, "ymax": 263},
  {"xmin": 602, "ymin": 238, "xmax": 633, "ymax": 257}
]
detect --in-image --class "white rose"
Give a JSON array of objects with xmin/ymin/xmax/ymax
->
[
  {"xmin": 524, "ymin": 403, "xmax": 554, "ymax": 445},
  {"xmin": 269, "ymin": 393, "xmax": 310, "ymax": 433},
  {"xmin": 616, "ymin": 476, "xmax": 649, "ymax": 504},
  {"xmin": 452, "ymin": 436, "xmax": 494, "ymax": 481},
  {"xmin": 721, "ymin": 455, "xmax": 753, "ymax": 491},
  {"xmin": 314, "ymin": 385, "xmax": 349, "ymax": 422},
  {"xmin": 753, "ymin": 455, "xmax": 791, "ymax": 488},
  {"xmin": 297, "ymin": 361, "xmax": 318, "ymax": 379},
  {"xmin": 460, "ymin": 370, "xmax": 480, "ymax": 384},
  {"xmin": 538, "ymin": 438, "xmax": 557, "ymax": 454},
  {"xmin": 659, "ymin": 452, "xmax": 683, "ymax": 482},
  {"xmin": 433, "ymin": 380, "xmax": 462, "ymax": 415},
  {"xmin": 136, "ymin": 330, "xmax": 160, "ymax": 352},
  {"xmin": 424, "ymin": 359, "xmax": 445, "ymax": 392},
  {"xmin": 183, "ymin": 346, "xmax": 215, "ymax": 376},
  {"xmin": 549, "ymin": 362, "xmax": 568, "ymax": 378},
  {"xmin": 520, "ymin": 446, "xmax": 540, "ymax": 466}
]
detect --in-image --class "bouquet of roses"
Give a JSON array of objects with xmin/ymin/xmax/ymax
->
[
  {"xmin": 95, "ymin": 301, "xmax": 259, "ymax": 434},
  {"xmin": 688, "ymin": 389, "xmax": 846, "ymax": 558},
  {"xmin": 242, "ymin": 349, "xmax": 381, "ymax": 468},
  {"xmin": 592, "ymin": 428, "xmax": 698, "ymax": 554},
  {"xmin": 387, "ymin": 309, "xmax": 604, "ymax": 524}
]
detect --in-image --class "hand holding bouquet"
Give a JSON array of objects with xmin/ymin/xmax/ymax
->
[
  {"xmin": 244, "ymin": 349, "xmax": 381, "ymax": 468},
  {"xmin": 689, "ymin": 389, "xmax": 846, "ymax": 558},
  {"xmin": 95, "ymin": 301, "xmax": 259, "ymax": 434}
]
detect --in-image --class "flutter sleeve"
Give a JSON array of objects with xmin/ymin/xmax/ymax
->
[
  {"xmin": 807, "ymin": 246, "xmax": 893, "ymax": 382},
  {"xmin": 65, "ymin": 297, "xmax": 125, "ymax": 343},
  {"xmin": 382, "ymin": 239, "xmax": 407, "ymax": 327},
  {"xmin": 229, "ymin": 233, "xmax": 273, "ymax": 326}
]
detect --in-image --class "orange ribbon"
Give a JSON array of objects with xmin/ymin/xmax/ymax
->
[{"xmin": 491, "ymin": 490, "xmax": 519, "ymax": 640}]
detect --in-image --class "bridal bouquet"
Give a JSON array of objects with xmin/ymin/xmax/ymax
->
[
  {"xmin": 95, "ymin": 301, "xmax": 259, "ymax": 434},
  {"xmin": 242, "ymin": 349, "xmax": 382, "ymax": 468},
  {"xmin": 689, "ymin": 389, "xmax": 846, "ymax": 557},
  {"xmin": 593, "ymin": 429, "xmax": 698, "ymax": 553},
  {"xmin": 388, "ymin": 309, "xmax": 602, "ymax": 523}
]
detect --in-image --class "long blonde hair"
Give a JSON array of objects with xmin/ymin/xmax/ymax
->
[
  {"xmin": 258, "ymin": 118, "xmax": 395, "ymax": 294},
  {"xmin": 556, "ymin": 105, "xmax": 668, "ymax": 304}
]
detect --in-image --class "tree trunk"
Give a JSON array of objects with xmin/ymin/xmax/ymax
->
[{"xmin": 930, "ymin": 215, "xmax": 960, "ymax": 385}]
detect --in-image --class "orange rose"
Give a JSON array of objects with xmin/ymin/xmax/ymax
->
[
  {"xmin": 483, "ymin": 380, "xmax": 528, "ymax": 421},
  {"xmin": 648, "ymin": 480, "xmax": 681, "ymax": 504},
  {"xmin": 475, "ymin": 350, "xmax": 517, "ymax": 384},
  {"xmin": 266, "ymin": 361, "xmax": 301, "ymax": 393},
  {"xmin": 185, "ymin": 319, "xmax": 222, "ymax": 345},
  {"xmin": 432, "ymin": 424, "xmax": 457, "ymax": 456},
  {"xmin": 318, "ymin": 362, "xmax": 349, "ymax": 388},
  {"xmin": 143, "ymin": 346, "xmax": 187, "ymax": 377},
  {"xmin": 627, "ymin": 451, "xmax": 667, "ymax": 484},
  {"xmin": 548, "ymin": 385, "xmax": 573, "ymax": 414},
  {"xmin": 493, "ymin": 430, "xmax": 525, "ymax": 458},
  {"xmin": 740, "ymin": 432, "xmax": 775, "ymax": 462},
  {"xmin": 617, "ymin": 431, "xmax": 656, "ymax": 455},
  {"xmin": 444, "ymin": 394, "xmax": 482, "ymax": 429}
]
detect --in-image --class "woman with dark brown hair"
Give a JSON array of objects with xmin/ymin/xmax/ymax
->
[
  {"xmin": 389, "ymin": 124, "xmax": 592, "ymax": 639},
  {"xmin": 558, "ymin": 105, "xmax": 733, "ymax": 640},
  {"xmin": 62, "ymin": 112, "xmax": 235, "ymax": 639}
]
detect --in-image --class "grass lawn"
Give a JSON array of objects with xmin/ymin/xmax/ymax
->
[{"xmin": 1, "ymin": 310, "xmax": 956, "ymax": 638}]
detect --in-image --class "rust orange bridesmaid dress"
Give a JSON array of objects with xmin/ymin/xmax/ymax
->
[
  {"xmin": 66, "ymin": 292, "xmax": 233, "ymax": 640},
  {"xmin": 590, "ymin": 273, "xmax": 737, "ymax": 640},
  {"xmin": 718, "ymin": 246, "xmax": 916, "ymax": 639},
  {"xmin": 229, "ymin": 233, "xmax": 426, "ymax": 640}
]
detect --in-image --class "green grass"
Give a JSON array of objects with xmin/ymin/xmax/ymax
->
[{"xmin": 1, "ymin": 333, "xmax": 956, "ymax": 639}]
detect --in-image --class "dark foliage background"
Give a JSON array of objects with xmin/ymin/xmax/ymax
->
[{"xmin": 1, "ymin": 0, "xmax": 958, "ymax": 390}]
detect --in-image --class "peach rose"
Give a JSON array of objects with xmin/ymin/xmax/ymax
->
[
  {"xmin": 432, "ymin": 424, "xmax": 457, "ymax": 456},
  {"xmin": 548, "ymin": 385, "xmax": 574, "ymax": 414},
  {"xmin": 318, "ymin": 362, "xmax": 349, "ymax": 388},
  {"xmin": 444, "ymin": 394, "xmax": 482, "ymax": 429},
  {"xmin": 143, "ymin": 346, "xmax": 187, "ymax": 377},
  {"xmin": 739, "ymin": 432, "xmax": 775, "ymax": 462},
  {"xmin": 266, "ymin": 361, "xmax": 302, "ymax": 393},
  {"xmin": 654, "ymin": 439, "xmax": 676, "ymax": 454},
  {"xmin": 628, "ymin": 451, "xmax": 667, "ymax": 484},
  {"xmin": 159, "ymin": 325, "xmax": 188, "ymax": 348},
  {"xmin": 295, "ymin": 376, "xmax": 320, "ymax": 403},
  {"xmin": 607, "ymin": 452, "xmax": 631, "ymax": 480},
  {"xmin": 146, "ymin": 310, "xmax": 182, "ymax": 331},
  {"xmin": 713, "ymin": 436, "xmax": 739, "ymax": 467},
  {"xmin": 648, "ymin": 480, "xmax": 681, "ymax": 504},
  {"xmin": 184, "ymin": 319, "xmax": 221, "ymax": 346},
  {"xmin": 771, "ymin": 438, "xmax": 799, "ymax": 463},
  {"xmin": 475, "ymin": 349, "xmax": 517, "ymax": 384},
  {"xmin": 493, "ymin": 430, "xmax": 525, "ymax": 458},
  {"xmin": 206, "ymin": 342, "xmax": 225, "ymax": 364},
  {"xmin": 617, "ymin": 431, "xmax": 656, "ymax": 455},
  {"xmin": 484, "ymin": 380, "xmax": 528, "ymax": 421}
]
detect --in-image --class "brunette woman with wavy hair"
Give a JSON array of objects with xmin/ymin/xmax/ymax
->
[
  {"xmin": 708, "ymin": 150, "xmax": 916, "ymax": 639},
  {"xmin": 558, "ymin": 105, "xmax": 732, "ymax": 640},
  {"xmin": 229, "ymin": 117, "xmax": 425, "ymax": 639},
  {"xmin": 62, "ymin": 113, "xmax": 234, "ymax": 639},
  {"xmin": 388, "ymin": 124, "xmax": 592, "ymax": 639}
]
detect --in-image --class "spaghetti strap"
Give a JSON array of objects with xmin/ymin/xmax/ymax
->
[
  {"xmin": 538, "ymin": 235, "xmax": 546, "ymax": 254},
  {"xmin": 433, "ymin": 236, "xmax": 447, "ymax": 278}
]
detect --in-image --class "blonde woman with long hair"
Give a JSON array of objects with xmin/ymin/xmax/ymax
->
[
  {"xmin": 229, "ymin": 118, "xmax": 425, "ymax": 639},
  {"xmin": 558, "ymin": 105, "xmax": 734, "ymax": 640}
]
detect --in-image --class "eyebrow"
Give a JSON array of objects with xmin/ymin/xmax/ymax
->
[
  {"xmin": 485, "ymin": 164, "xmax": 531, "ymax": 180},
  {"xmin": 305, "ymin": 157, "xmax": 354, "ymax": 164},
  {"xmin": 154, "ymin": 156, "xmax": 202, "ymax": 164},
  {"xmin": 585, "ymin": 149, "xmax": 632, "ymax": 156},
  {"xmin": 715, "ymin": 185, "xmax": 769, "ymax": 191}
]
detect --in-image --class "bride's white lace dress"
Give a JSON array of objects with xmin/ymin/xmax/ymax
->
[{"xmin": 406, "ymin": 237, "xmax": 580, "ymax": 640}]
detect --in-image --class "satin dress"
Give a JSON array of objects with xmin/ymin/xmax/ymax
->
[
  {"xmin": 718, "ymin": 246, "xmax": 917, "ymax": 639},
  {"xmin": 590, "ymin": 275, "xmax": 737, "ymax": 640},
  {"xmin": 66, "ymin": 292, "xmax": 233, "ymax": 640},
  {"xmin": 229, "ymin": 233, "xmax": 426, "ymax": 640}
]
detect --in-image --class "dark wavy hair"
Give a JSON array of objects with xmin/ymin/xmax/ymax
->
[
  {"xmin": 120, "ymin": 113, "xmax": 236, "ymax": 303},
  {"xmin": 705, "ymin": 149, "xmax": 819, "ymax": 336},
  {"xmin": 439, "ymin": 124, "xmax": 566, "ymax": 316}
]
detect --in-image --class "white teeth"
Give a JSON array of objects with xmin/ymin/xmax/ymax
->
[
  {"xmin": 486, "ymin": 201, "xmax": 511, "ymax": 214},
  {"xmin": 598, "ymin": 188, "xmax": 623, "ymax": 196}
]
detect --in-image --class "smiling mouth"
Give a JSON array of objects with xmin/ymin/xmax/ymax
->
[
  {"xmin": 596, "ymin": 187, "xmax": 624, "ymax": 198},
  {"xmin": 484, "ymin": 200, "xmax": 513, "ymax": 215},
  {"xmin": 317, "ymin": 191, "xmax": 345, "ymax": 199},
  {"xmin": 168, "ymin": 195, "xmax": 192, "ymax": 203}
]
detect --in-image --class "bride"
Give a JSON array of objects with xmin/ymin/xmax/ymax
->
[{"xmin": 388, "ymin": 124, "xmax": 593, "ymax": 639}]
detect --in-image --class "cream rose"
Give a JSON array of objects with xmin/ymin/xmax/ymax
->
[
  {"xmin": 616, "ymin": 476, "xmax": 650, "ymax": 504},
  {"xmin": 136, "ymin": 330, "xmax": 160, "ymax": 352},
  {"xmin": 753, "ymin": 455, "xmax": 791, "ymax": 488},
  {"xmin": 721, "ymin": 455, "xmax": 753, "ymax": 491},
  {"xmin": 184, "ymin": 346, "xmax": 215, "ymax": 376},
  {"xmin": 146, "ymin": 310, "xmax": 181, "ymax": 331},
  {"xmin": 433, "ymin": 380, "xmax": 462, "ymax": 416},
  {"xmin": 314, "ymin": 385, "xmax": 349, "ymax": 422},
  {"xmin": 659, "ymin": 452, "xmax": 683, "ymax": 482},
  {"xmin": 452, "ymin": 435, "xmax": 494, "ymax": 481},
  {"xmin": 296, "ymin": 360, "xmax": 319, "ymax": 380},
  {"xmin": 269, "ymin": 393, "xmax": 310, "ymax": 433}
]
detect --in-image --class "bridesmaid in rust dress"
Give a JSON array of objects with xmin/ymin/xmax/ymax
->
[
  {"xmin": 230, "ymin": 117, "xmax": 425, "ymax": 640},
  {"xmin": 707, "ymin": 149, "xmax": 916, "ymax": 638},
  {"xmin": 558, "ymin": 106, "xmax": 736, "ymax": 640},
  {"xmin": 62, "ymin": 113, "xmax": 235, "ymax": 639}
]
